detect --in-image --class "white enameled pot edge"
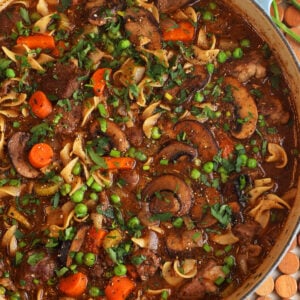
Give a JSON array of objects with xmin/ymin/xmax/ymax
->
[{"xmin": 223, "ymin": 1, "xmax": 300, "ymax": 299}]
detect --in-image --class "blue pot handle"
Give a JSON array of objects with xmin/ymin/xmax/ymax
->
[{"xmin": 253, "ymin": 0, "xmax": 272, "ymax": 15}]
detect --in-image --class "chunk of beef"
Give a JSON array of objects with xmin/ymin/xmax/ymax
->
[
  {"xmin": 37, "ymin": 62, "xmax": 84, "ymax": 99},
  {"xmin": 125, "ymin": 7, "xmax": 161, "ymax": 50},
  {"xmin": 17, "ymin": 251, "xmax": 57, "ymax": 291},
  {"xmin": 231, "ymin": 51, "xmax": 267, "ymax": 82},
  {"xmin": 48, "ymin": 101, "xmax": 82, "ymax": 136},
  {"xmin": 133, "ymin": 249, "xmax": 160, "ymax": 281},
  {"xmin": 156, "ymin": 0, "xmax": 193, "ymax": 13},
  {"xmin": 233, "ymin": 220, "xmax": 261, "ymax": 241},
  {"xmin": 236, "ymin": 244, "xmax": 263, "ymax": 274},
  {"xmin": 258, "ymin": 96, "xmax": 290, "ymax": 125},
  {"xmin": 178, "ymin": 260, "xmax": 224, "ymax": 299},
  {"xmin": 166, "ymin": 229, "xmax": 203, "ymax": 255},
  {"xmin": 0, "ymin": 5, "xmax": 22, "ymax": 36}
]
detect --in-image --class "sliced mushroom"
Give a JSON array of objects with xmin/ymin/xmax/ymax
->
[
  {"xmin": 124, "ymin": 7, "xmax": 161, "ymax": 50},
  {"xmin": 224, "ymin": 77, "xmax": 258, "ymax": 139},
  {"xmin": 173, "ymin": 120, "xmax": 218, "ymax": 162},
  {"xmin": 142, "ymin": 174, "xmax": 193, "ymax": 216},
  {"xmin": 90, "ymin": 119, "xmax": 130, "ymax": 152},
  {"xmin": 8, "ymin": 132, "xmax": 40, "ymax": 178},
  {"xmin": 156, "ymin": 141, "xmax": 198, "ymax": 163},
  {"xmin": 265, "ymin": 142, "xmax": 288, "ymax": 168}
]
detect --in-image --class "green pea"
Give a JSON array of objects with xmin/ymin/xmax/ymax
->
[
  {"xmin": 83, "ymin": 252, "xmax": 96, "ymax": 267},
  {"xmin": 202, "ymin": 10, "xmax": 213, "ymax": 21},
  {"xmin": 91, "ymin": 181, "xmax": 102, "ymax": 192},
  {"xmin": 90, "ymin": 192, "xmax": 98, "ymax": 201},
  {"xmin": 151, "ymin": 126, "xmax": 161, "ymax": 140},
  {"xmin": 238, "ymin": 154, "xmax": 248, "ymax": 166},
  {"xmin": 75, "ymin": 251, "xmax": 84, "ymax": 264},
  {"xmin": 114, "ymin": 264, "xmax": 127, "ymax": 276},
  {"xmin": 233, "ymin": 47, "xmax": 243, "ymax": 59},
  {"xmin": 203, "ymin": 161, "xmax": 214, "ymax": 173},
  {"xmin": 247, "ymin": 158, "xmax": 257, "ymax": 169},
  {"xmin": 5, "ymin": 68, "xmax": 15, "ymax": 78},
  {"xmin": 206, "ymin": 62, "xmax": 214, "ymax": 74},
  {"xmin": 217, "ymin": 51, "xmax": 228, "ymax": 63},
  {"xmin": 190, "ymin": 168, "xmax": 201, "ymax": 180},
  {"xmin": 127, "ymin": 147, "xmax": 136, "ymax": 158},
  {"xmin": 71, "ymin": 186, "xmax": 87, "ymax": 203},
  {"xmin": 74, "ymin": 203, "xmax": 88, "ymax": 218},
  {"xmin": 72, "ymin": 162, "xmax": 82, "ymax": 175},
  {"xmin": 89, "ymin": 286, "xmax": 101, "ymax": 297},
  {"xmin": 194, "ymin": 91, "xmax": 204, "ymax": 102},
  {"xmin": 172, "ymin": 217, "xmax": 183, "ymax": 228},
  {"xmin": 60, "ymin": 183, "xmax": 71, "ymax": 196},
  {"xmin": 240, "ymin": 38, "xmax": 250, "ymax": 48},
  {"xmin": 127, "ymin": 216, "xmax": 140, "ymax": 229},
  {"xmin": 110, "ymin": 194, "xmax": 121, "ymax": 204},
  {"xmin": 118, "ymin": 39, "xmax": 131, "ymax": 50}
]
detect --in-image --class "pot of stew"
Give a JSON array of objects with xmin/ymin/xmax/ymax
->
[{"xmin": 0, "ymin": 0, "xmax": 300, "ymax": 299}]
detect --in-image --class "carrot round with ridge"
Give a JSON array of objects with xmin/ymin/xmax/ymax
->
[
  {"xmin": 17, "ymin": 34, "xmax": 56, "ymax": 50},
  {"xmin": 59, "ymin": 272, "xmax": 88, "ymax": 297},
  {"xmin": 29, "ymin": 90, "xmax": 53, "ymax": 119},
  {"xmin": 28, "ymin": 143, "xmax": 54, "ymax": 168},
  {"xmin": 105, "ymin": 276, "xmax": 136, "ymax": 300},
  {"xmin": 162, "ymin": 21, "xmax": 195, "ymax": 42},
  {"xmin": 101, "ymin": 157, "xmax": 136, "ymax": 170},
  {"xmin": 91, "ymin": 68, "xmax": 112, "ymax": 96}
]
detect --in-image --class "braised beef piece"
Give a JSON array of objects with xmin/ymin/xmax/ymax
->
[
  {"xmin": 233, "ymin": 220, "xmax": 262, "ymax": 241},
  {"xmin": 156, "ymin": 0, "xmax": 194, "ymax": 13},
  {"xmin": 124, "ymin": 7, "xmax": 161, "ymax": 50},
  {"xmin": 36, "ymin": 62, "xmax": 84, "ymax": 99},
  {"xmin": 178, "ymin": 260, "xmax": 222, "ymax": 299},
  {"xmin": 48, "ymin": 101, "xmax": 82, "ymax": 136},
  {"xmin": 16, "ymin": 251, "xmax": 57, "ymax": 291},
  {"xmin": 133, "ymin": 249, "xmax": 160, "ymax": 281},
  {"xmin": 0, "ymin": 5, "xmax": 22, "ymax": 36}
]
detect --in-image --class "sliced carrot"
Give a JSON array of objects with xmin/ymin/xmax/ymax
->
[
  {"xmin": 51, "ymin": 40, "xmax": 67, "ymax": 57},
  {"xmin": 28, "ymin": 143, "xmax": 54, "ymax": 169},
  {"xmin": 100, "ymin": 157, "xmax": 136, "ymax": 170},
  {"xmin": 105, "ymin": 276, "xmax": 136, "ymax": 300},
  {"xmin": 227, "ymin": 201, "xmax": 241, "ymax": 214},
  {"xmin": 59, "ymin": 272, "xmax": 88, "ymax": 297},
  {"xmin": 29, "ymin": 90, "xmax": 53, "ymax": 119},
  {"xmin": 91, "ymin": 68, "xmax": 112, "ymax": 96},
  {"xmin": 162, "ymin": 21, "xmax": 195, "ymax": 42},
  {"xmin": 85, "ymin": 226, "xmax": 107, "ymax": 254},
  {"xmin": 17, "ymin": 34, "xmax": 56, "ymax": 50},
  {"xmin": 284, "ymin": 5, "xmax": 300, "ymax": 27},
  {"xmin": 214, "ymin": 129, "xmax": 235, "ymax": 159}
]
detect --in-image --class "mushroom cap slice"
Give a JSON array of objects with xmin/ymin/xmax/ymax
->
[
  {"xmin": 174, "ymin": 120, "xmax": 218, "ymax": 162},
  {"xmin": 224, "ymin": 76, "xmax": 258, "ymax": 139},
  {"xmin": 142, "ymin": 174, "xmax": 193, "ymax": 216},
  {"xmin": 8, "ymin": 132, "xmax": 40, "ymax": 178},
  {"xmin": 156, "ymin": 141, "xmax": 198, "ymax": 163},
  {"xmin": 90, "ymin": 119, "xmax": 130, "ymax": 152}
]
